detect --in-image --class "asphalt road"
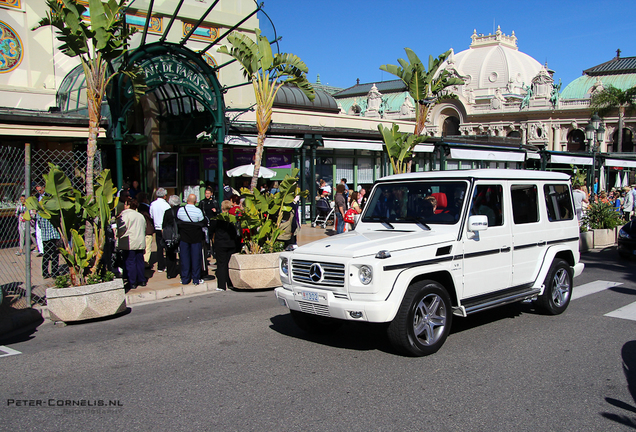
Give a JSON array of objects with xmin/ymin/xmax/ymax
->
[{"xmin": 1, "ymin": 248, "xmax": 635, "ymax": 431}]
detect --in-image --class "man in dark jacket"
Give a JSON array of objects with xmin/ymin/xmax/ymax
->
[
  {"xmin": 198, "ymin": 187, "xmax": 219, "ymax": 260},
  {"xmin": 177, "ymin": 194, "xmax": 207, "ymax": 285},
  {"xmin": 209, "ymin": 200, "xmax": 239, "ymax": 291},
  {"xmin": 162, "ymin": 195, "xmax": 182, "ymax": 279}
]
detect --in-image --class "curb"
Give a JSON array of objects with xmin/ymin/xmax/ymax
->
[{"xmin": 125, "ymin": 281, "xmax": 216, "ymax": 305}]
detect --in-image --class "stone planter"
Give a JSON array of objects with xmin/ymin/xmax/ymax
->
[
  {"xmin": 579, "ymin": 231, "xmax": 593, "ymax": 252},
  {"xmin": 229, "ymin": 252, "xmax": 281, "ymax": 290},
  {"xmin": 592, "ymin": 228, "xmax": 617, "ymax": 248},
  {"xmin": 46, "ymin": 279, "xmax": 126, "ymax": 322}
]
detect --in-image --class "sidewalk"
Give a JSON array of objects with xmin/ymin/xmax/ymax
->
[
  {"xmin": 0, "ymin": 224, "xmax": 332, "ymax": 337},
  {"xmin": 124, "ymin": 224, "xmax": 332, "ymax": 305}
]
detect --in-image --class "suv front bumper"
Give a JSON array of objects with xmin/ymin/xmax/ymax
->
[{"xmin": 274, "ymin": 287, "xmax": 394, "ymax": 323}]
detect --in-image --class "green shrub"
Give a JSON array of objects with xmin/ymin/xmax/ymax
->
[{"xmin": 582, "ymin": 202, "xmax": 623, "ymax": 230}]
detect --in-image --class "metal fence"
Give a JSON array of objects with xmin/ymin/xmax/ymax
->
[{"xmin": 0, "ymin": 145, "xmax": 101, "ymax": 307}]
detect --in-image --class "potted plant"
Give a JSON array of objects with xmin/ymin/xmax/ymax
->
[
  {"xmin": 221, "ymin": 169, "xmax": 307, "ymax": 289},
  {"xmin": 25, "ymin": 164, "xmax": 125, "ymax": 322},
  {"xmin": 581, "ymin": 201, "xmax": 623, "ymax": 248}
]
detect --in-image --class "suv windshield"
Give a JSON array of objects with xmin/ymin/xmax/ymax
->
[{"xmin": 362, "ymin": 181, "xmax": 467, "ymax": 225}]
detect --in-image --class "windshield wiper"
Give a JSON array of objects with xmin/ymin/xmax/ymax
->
[
  {"xmin": 365, "ymin": 216, "xmax": 394, "ymax": 229},
  {"xmin": 403, "ymin": 216, "xmax": 431, "ymax": 230}
]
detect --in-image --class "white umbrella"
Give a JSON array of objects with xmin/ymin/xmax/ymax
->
[
  {"xmin": 622, "ymin": 172, "xmax": 629, "ymax": 188},
  {"xmin": 226, "ymin": 164, "xmax": 276, "ymax": 179},
  {"xmin": 599, "ymin": 168, "xmax": 605, "ymax": 192},
  {"xmin": 613, "ymin": 171, "xmax": 621, "ymax": 190}
]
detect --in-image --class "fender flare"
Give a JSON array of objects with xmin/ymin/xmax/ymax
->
[
  {"xmin": 532, "ymin": 244, "xmax": 575, "ymax": 293},
  {"xmin": 382, "ymin": 263, "xmax": 458, "ymax": 322}
]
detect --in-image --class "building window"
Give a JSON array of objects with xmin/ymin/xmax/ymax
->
[
  {"xmin": 612, "ymin": 129, "xmax": 634, "ymax": 153},
  {"xmin": 567, "ymin": 129, "xmax": 585, "ymax": 152},
  {"xmin": 442, "ymin": 116, "xmax": 460, "ymax": 136}
]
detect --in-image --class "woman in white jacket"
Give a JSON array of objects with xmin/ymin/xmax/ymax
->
[{"xmin": 117, "ymin": 198, "xmax": 148, "ymax": 289}]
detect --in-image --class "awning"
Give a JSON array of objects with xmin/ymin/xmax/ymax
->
[
  {"xmin": 225, "ymin": 135, "xmax": 303, "ymax": 148},
  {"xmin": 323, "ymin": 139, "xmax": 383, "ymax": 151},
  {"xmin": 526, "ymin": 152, "xmax": 541, "ymax": 160},
  {"xmin": 605, "ymin": 158, "xmax": 636, "ymax": 168},
  {"xmin": 323, "ymin": 139, "xmax": 434, "ymax": 153},
  {"xmin": 0, "ymin": 124, "xmax": 106, "ymax": 138},
  {"xmin": 550, "ymin": 154, "xmax": 593, "ymax": 166},
  {"xmin": 449, "ymin": 148, "xmax": 525, "ymax": 162}
]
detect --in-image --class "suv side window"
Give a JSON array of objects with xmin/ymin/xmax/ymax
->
[
  {"xmin": 470, "ymin": 185, "xmax": 503, "ymax": 226},
  {"xmin": 511, "ymin": 185, "xmax": 539, "ymax": 224},
  {"xmin": 544, "ymin": 184, "xmax": 574, "ymax": 221}
]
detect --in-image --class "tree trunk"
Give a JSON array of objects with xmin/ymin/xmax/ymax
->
[
  {"xmin": 617, "ymin": 106, "xmax": 624, "ymax": 153},
  {"xmin": 251, "ymin": 129, "xmax": 265, "ymax": 191}
]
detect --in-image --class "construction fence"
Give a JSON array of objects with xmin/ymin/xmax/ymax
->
[{"xmin": 0, "ymin": 145, "xmax": 101, "ymax": 308}]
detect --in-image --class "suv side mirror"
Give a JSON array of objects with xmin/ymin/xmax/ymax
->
[{"xmin": 468, "ymin": 215, "xmax": 489, "ymax": 232}]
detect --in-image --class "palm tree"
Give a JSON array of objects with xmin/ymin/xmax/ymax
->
[
  {"xmin": 218, "ymin": 29, "xmax": 314, "ymax": 190},
  {"xmin": 380, "ymin": 49, "xmax": 464, "ymax": 137},
  {"xmin": 34, "ymin": 0, "xmax": 144, "ymax": 248},
  {"xmin": 590, "ymin": 85, "xmax": 636, "ymax": 153}
]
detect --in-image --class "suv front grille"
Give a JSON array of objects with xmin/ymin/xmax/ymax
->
[
  {"xmin": 291, "ymin": 260, "xmax": 345, "ymax": 287},
  {"xmin": 298, "ymin": 301, "xmax": 330, "ymax": 317}
]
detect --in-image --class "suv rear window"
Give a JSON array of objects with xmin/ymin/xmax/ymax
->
[{"xmin": 544, "ymin": 184, "xmax": 574, "ymax": 221}]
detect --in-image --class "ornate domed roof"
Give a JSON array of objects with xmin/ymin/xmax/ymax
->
[{"xmin": 449, "ymin": 27, "xmax": 543, "ymax": 95}]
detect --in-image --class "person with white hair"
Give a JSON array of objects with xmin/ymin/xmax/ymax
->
[{"xmin": 149, "ymin": 188, "xmax": 170, "ymax": 272}]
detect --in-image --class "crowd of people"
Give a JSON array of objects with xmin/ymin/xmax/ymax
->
[
  {"xmin": 316, "ymin": 178, "xmax": 368, "ymax": 234},
  {"xmin": 572, "ymin": 180, "xmax": 635, "ymax": 224}
]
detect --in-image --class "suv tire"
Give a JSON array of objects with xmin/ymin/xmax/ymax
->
[
  {"xmin": 387, "ymin": 280, "xmax": 452, "ymax": 356},
  {"xmin": 537, "ymin": 258, "xmax": 572, "ymax": 315}
]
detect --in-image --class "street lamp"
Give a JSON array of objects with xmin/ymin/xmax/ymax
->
[{"xmin": 585, "ymin": 113, "xmax": 605, "ymax": 195}]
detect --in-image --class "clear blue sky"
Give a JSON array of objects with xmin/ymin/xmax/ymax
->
[{"xmin": 257, "ymin": 0, "xmax": 636, "ymax": 90}]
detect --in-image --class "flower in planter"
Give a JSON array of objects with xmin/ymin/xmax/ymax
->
[{"xmin": 218, "ymin": 169, "xmax": 308, "ymax": 254}]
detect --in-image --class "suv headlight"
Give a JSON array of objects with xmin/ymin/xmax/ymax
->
[
  {"xmin": 359, "ymin": 265, "xmax": 373, "ymax": 285},
  {"xmin": 281, "ymin": 257, "xmax": 289, "ymax": 275}
]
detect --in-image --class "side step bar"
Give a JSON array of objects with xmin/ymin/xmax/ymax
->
[{"xmin": 455, "ymin": 287, "xmax": 541, "ymax": 317}]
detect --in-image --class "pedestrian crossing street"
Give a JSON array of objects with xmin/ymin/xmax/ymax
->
[{"xmin": 573, "ymin": 280, "xmax": 636, "ymax": 322}]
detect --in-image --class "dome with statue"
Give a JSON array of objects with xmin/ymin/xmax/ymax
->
[{"xmin": 446, "ymin": 27, "xmax": 545, "ymax": 99}]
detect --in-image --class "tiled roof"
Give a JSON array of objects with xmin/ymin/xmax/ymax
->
[
  {"xmin": 333, "ymin": 79, "xmax": 406, "ymax": 98},
  {"xmin": 274, "ymin": 85, "xmax": 339, "ymax": 113},
  {"xmin": 583, "ymin": 56, "xmax": 636, "ymax": 76},
  {"xmin": 560, "ymin": 73, "xmax": 636, "ymax": 99}
]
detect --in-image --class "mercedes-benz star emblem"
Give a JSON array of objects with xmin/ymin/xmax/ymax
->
[{"xmin": 309, "ymin": 263, "xmax": 323, "ymax": 283}]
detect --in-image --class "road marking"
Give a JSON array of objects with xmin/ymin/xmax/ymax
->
[
  {"xmin": 605, "ymin": 301, "xmax": 636, "ymax": 322},
  {"xmin": 0, "ymin": 346, "xmax": 21, "ymax": 357},
  {"xmin": 572, "ymin": 280, "xmax": 623, "ymax": 300}
]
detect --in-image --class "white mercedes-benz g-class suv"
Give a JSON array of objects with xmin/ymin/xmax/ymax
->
[{"xmin": 275, "ymin": 169, "xmax": 584, "ymax": 356}]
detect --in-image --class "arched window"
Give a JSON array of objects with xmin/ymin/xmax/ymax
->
[
  {"xmin": 567, "ymin": 129, "xmax": 585, "ymax": 152},
  {"xmin": 611, "ymin": 129, "xmax": 634, "ymax": 153},
  {"xmin": 507, "ymin": 130, "xmax": 521, "ymax": 138},
  {"xmin": 442, "ymin": 116, "xmax": 460, "ymax": 136}
]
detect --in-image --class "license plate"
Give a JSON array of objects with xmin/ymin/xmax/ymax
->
[{"xmin": 302, "ymin": 291, "xmax": 319, "ymax": 302}]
